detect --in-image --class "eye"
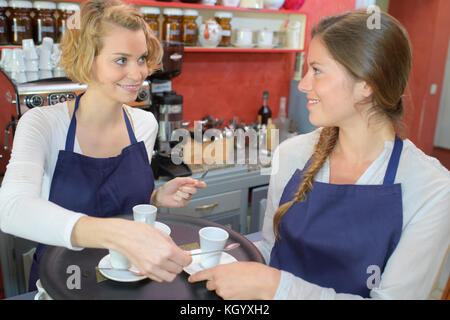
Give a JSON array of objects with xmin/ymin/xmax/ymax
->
[
  {"xmin": 116, "ymin": 57, "xmax": 126, "ymax": 65},
  {"xmin": 138, "ymin": 55, "xmax": 148, "ymax": 64},
  {"xmin": 313, "ymin": 67, "xmax": 321, "ymax": 75}
]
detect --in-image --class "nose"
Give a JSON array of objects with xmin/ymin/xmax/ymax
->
[
  {"xmin": 128, "ymin": 63, "xmax": 147, "ymax": 82},
  {"xmin": 298, "ymin": 68, "xmax": 313, "ymax": 93}
]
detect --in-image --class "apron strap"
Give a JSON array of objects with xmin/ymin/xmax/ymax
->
[
  {"xmin": 64, "ymin": 93, "xmax": 83, "ymax": 152},
  {"xmin": 383, "ymin": 135, "xmax": 403, "ymax": 185},
  {"xmin": 65, "ymin": 93, "xmax": 138, "ymax": 151},
  {"xmin": 122, "ymin": 107, "xmax": 138, "ymax": 144}
]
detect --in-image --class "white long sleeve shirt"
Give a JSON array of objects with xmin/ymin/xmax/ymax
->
[
  {"xmin": 256, "ymin": 129, "xmax": 450, "ymax": 300},
  {"xmin": 0, "ymin": 102, "xmax": 158, "ymax": 249}
]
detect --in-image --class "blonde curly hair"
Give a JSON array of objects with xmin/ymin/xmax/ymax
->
[{"xmin": 59, "ymin": 0, "xmax": 162, "ymax": 84}]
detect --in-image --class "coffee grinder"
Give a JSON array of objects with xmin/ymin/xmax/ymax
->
[{"xmin": 149, "ymin": 41, "xmax": 191, "ymax": 179}]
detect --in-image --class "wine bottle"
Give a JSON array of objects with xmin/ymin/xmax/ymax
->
[{"xmin": 258, "ymin": 91, "xmax": 272, "ymax": 125}]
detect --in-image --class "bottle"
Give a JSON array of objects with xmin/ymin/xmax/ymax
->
[
  {"xmin": 273, "ymin": 97, "xmax": 288, "ymax": 142},
  {"xmin": 181, "ymin": 9, "xmax": 198, "ymax": 46},
  {"xmin": 258, "ymin": 91, "xmax": 272, "ymax": 125},
  {"xmin": 266, "ymin": 118, "xmax": 277, "ymax": 152}
]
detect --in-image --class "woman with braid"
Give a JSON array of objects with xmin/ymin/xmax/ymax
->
[{"xmin": 189, "ymin": 9, "xmax": 450, "ymax": 299}]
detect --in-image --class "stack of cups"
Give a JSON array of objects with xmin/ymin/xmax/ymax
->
[
  {"xmin": 39, "ymin": 37, "xmax": 54, "ymax": 79},
  {"xmin": 10, "ymin": 49, "xmax": 27, "ymax": 83},
  {"xmin": 52, "ymin": 44, "xmax": 65, "ymax": 77},
  {"xmin": 0, "ymin": 49, "xmax": 13, "ymax": 77},
  {"xmin": 22, "ymin": 39, "xmax": 39, "ymax": 82}
]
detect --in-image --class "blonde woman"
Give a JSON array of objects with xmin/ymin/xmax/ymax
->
[
  {"xmin": 0, "ymin": 0, "xmax": 205, "ymax": 291},
  {"xmin": 189, "ymin": 10, "xmax": 450, "ymax": 299}
]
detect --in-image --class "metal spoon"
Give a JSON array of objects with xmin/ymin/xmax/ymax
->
[
  {"xmin": 190, "ymin": 243, "xmax": 240, "ymax": 256},
  {"xmin": 199, "ymin": 169, "xmax": 208, "ymax": 180}
]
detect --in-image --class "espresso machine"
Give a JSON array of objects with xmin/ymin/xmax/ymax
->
[{"xmin": 149, "ymin": 41, "xmax": 191, "ymax": 179}]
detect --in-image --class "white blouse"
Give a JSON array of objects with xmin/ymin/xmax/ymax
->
[
  {"xmin": 0, "ymin": 102, "xmax": 158, "ymax": 250},
  {"xmin": 256, "ymin": 129, "xmax": 450, "ymax": 299}
]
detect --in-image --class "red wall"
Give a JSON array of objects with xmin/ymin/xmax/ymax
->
[
  {"xmin": 174, "ymin": 0, "xmax": 356, "ymax": 124},
  {"xmin": 388, "ymin": 0, "xmax": 450, "ymax": 156}
]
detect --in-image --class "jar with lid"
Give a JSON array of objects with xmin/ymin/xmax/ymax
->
[
  {"xmin": 57, "ymin": 2, "xmax": 80, "ymax": 42},
  {"xmin": 0, "ymin": 0, "xmax": 9, "ymax": 44},
  {"xmin": 162, "ymin": 8, "xmax": 182, "ymax": 43},
  {"xmin": 141, "ymin": 6, "xmax": 160, "ymax": 39},
  {"xmin": 182, "ymin": 9, "xmax": 198, "ymax": 46},
  {"xmin": 8, "ymin": 0, "xmax": 33, "ymax": 45},
  {"xmin": 214, "ymin": 12, "xmax": 232, "ymax": 47},
  {"xmin": 33, "ymin": 1, "xmax": 57, "ymax": 44}
]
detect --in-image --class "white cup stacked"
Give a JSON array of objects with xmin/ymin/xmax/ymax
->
[
  {"xmin": 22, "ymin": 39, "xmax": 39, "ymax": 82},
  {"xmin": 52, "ymin": 44, "xmax": 66, "ymax": 78},
  {"xmin": 38, "ymin": 37, "xmax": 54, "ymax": 79},
  {"xmin": 0, "ymin": 49, "xmax": 13, "ymax": 76},
  {"xmin": 10, "ymin": 49, "xmax": 27, "ymax": 83}
]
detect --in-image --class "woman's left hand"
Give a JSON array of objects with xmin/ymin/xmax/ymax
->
[
  {"xmin": 152, "ymin": 177, "xmax": 206, "ymax": 208},
  {"xmin": 188, "ymin": 261, "xmax": 281, "ymax": 300}
]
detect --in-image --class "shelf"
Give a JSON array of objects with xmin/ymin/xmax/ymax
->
[
  {"xmin": 128, "ymin": 0, "xmax": 306, "ymax": 15},
  {"xmin": 48, "ymin": 0, "xmax": 306, "ymax": 15},
  {"xmin": 184, "ymin": 46, "xmax": 303, "ymax": 53}
]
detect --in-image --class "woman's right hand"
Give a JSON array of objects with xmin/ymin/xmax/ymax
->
[
  {"xmin": 112, "ymin": 219, "xmax": 192, "ymax": 282},
  {"xmin": 70, "ymin": 216, "xmax": 192, "ymax": 282}
]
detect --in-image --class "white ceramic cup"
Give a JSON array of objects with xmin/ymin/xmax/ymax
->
[
  {"xmin": 133, "ymin": 204, "xmax": 157, "ymax": 226},
  {"xmin": 38, "ymin": 70, "xmax": 53, "ymax": 79},
  {"xmin": 39, "ymin": 49, "xmax": 53, "ymax": 71},
  {"xmin": 257, "ymin": 30, "xmax": 274, "ymax": 47},
  {"xmin": 199, "ymin": 227, "xmax": 229, "ymax": 269},
  {"xmin": 222, "ymin": 0, "xmax": 240, "ymax": 6},
  {"xmin": 109, "ymin": 249, "xmax": 131, "ymax": 270},
  {"xmin": 234, "ymin": 29, "xmax": 253, "ymax": 46}
]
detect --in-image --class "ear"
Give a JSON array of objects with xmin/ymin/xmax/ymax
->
[{"xmin": 357, "ymin": 80, "xmax": 373, "ymax": 99}]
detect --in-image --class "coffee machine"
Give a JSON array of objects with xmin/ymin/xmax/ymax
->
[{"xmin": 149, "ymin": 41, "xmax": 191, "ymax": 179}]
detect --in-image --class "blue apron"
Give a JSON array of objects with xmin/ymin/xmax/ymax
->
[
  {"xmin": 28, "ymin": 93, "xmax": 155, "ymax": 291},
  {"xmin": 269, "ymin": 136, "xmax": 403, "ymax": 297}
]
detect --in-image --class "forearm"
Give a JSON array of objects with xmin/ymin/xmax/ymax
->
[{"xmin": 70, "ymin": 216, "xmax": 128, "ymax": 250}]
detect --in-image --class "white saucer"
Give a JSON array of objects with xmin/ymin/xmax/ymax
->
[
  {"xmin": 155, "ymin": 221, "xmax": 171, "ymax": 235},
  {"xmin": 232, "ymin": 43, "xmax": 256, "ymax": 49},
  {"xmin": 98, "ymin": 254, "xmax": 146, "ymax": 282},
  {"xmin": 183, "ymin": 249, "xmax": 237, "ymax": 275}
]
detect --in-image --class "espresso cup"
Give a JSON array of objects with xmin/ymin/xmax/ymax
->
[
  {"xmin": 199, "ymin": 227, "xmax": 229, "ymax": 268},
  {"xmin": 234, "ymin": 29, "xmax": 253, "ymax": 46},
  {"xmin": 109, "ymin": 249, "xmax": 131, "ymax": 270},
  {"xmin": 133, "ymin": 204, "xmax": 157, "ymax": 226},
  {"xmin": 257, "ymin": 30, "xmax": 274, "ymax": 48}
]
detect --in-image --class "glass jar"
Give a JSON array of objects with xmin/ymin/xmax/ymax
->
[
  {"xmin": 141, "ymin": 6, "xmax": 160, "ymax": 39},
  {"xmin": 9, "ymin": 0, "xmax": 33, "ymax": 45},
  {"xmin": 162, "ymin": 8, "xmax": 182, "ymax": 43},
  {"xmin": 214, "ymin": 11, "xmax": 232, "ymax": 47},
  {"xmin": 0, "ymin": 0, "xmax": 9, "ymax": 44},
  {"xmin": 182, "ymin": 9, "xmax": 198, "ymax": 46},
  {"xmin": 33, "ymin": 1, "xmax": 57, "ymax": 44},
  {"xmin": 57, "ymin": 2, "xmax": 80, "ymax": 42}
]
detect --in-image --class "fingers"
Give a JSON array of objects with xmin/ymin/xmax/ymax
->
[{"xmin": 188, "ymin": 267, "xmax": 214, "ymax": 283}]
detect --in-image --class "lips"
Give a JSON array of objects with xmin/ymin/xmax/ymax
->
[
  {"xmin": 307, "ymin": 98, "xmax": 321, "ymax": 106},
  {"xmin": 117, "ymin": 84, "xmax": 140, "ymax": 93}
]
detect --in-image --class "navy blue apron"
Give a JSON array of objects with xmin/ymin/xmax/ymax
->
[
  {"xmin": 270, "ymin": 136, "xmax": 403, "ymax": 297},
  {"xmin": 28, "ymin": 93, "xmax": 155, "ymax": 291}
]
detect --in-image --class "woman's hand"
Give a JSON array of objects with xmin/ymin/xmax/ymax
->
[
  {"xmin": 110, "ymin": 219, "xmax": 192, "ymax": 282},
  {"xmin": 188, "ymin": 261, "xmax": 281, "ymax": 300},
  {"xmin": 152, "ymin": 177, "xmax": 206, "ymax": 208}
]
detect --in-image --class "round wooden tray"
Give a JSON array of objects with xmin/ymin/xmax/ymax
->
[{"xmin": 39, "ymin": 214, "xmax": 264, "ymax": 300}]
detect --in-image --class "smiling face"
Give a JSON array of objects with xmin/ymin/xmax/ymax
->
[
  {"xmin": 89, "ymin": 23, "xmax": 149, "ymax": 105},
  {"xmin": 298, "ymin": 36, "xmax": 371, "ymax": 128}
]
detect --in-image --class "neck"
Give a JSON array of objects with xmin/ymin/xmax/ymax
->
[
  {"xmin": 76, "ymin": 87, "xmax": 124, "ymax": 128},
  {"xmin": 333, "ymin": 120, "xmax": 395, "ymax": 165}
]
